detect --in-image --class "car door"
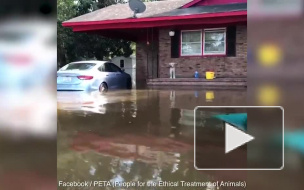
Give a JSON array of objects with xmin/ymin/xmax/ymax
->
[
  {"xmin": 100, "ymin": 63, "xmax": 117, "ymax": 89},
  {"xmin": 108, "ymin": 63, "xmax": 125, "ymax": 89}
]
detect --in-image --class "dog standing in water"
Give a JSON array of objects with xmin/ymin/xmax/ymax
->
[{"xmin": 169, "ymin": 62, "xmax": 176, "ymax": 79}]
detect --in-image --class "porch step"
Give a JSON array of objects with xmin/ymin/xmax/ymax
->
[{"xmin": 146, "ymin": 78, "xmax": 247, "ymax": 87}]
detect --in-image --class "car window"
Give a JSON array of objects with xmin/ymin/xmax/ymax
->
[
  {"xmin": 98, "ymin": 64, "xmax": 105, "ymax": 72},
  {"xmin": 0, "ymin": 31, "xmax": 32, "ymax": 43},
  {"xmin": 103, "ymin": 63, "xmax": 121, "ymax": 72},
  {"xmin": 104, "ymin": 63, "xmax": 113, "ymax": 72},
  {"xmin": 109, "ymin": 63, "xmax": 122, "ymax": 72},
  {"xmin": 62, "ymin": 63, "xmax": 96, "ymax": 71}
]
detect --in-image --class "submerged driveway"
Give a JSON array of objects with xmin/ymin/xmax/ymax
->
[
  {"xmin": 57, "ymin": 89, "xmax": 248, "ymax": 186},
  {"xmin": 56, "ymin": 88, "xmax": 303, "ymax": 189}
]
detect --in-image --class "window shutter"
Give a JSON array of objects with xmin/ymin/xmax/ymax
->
[
  {"xmin": 227, "ymin": 26, "xmax": 237, "ymax": 57},
  {"xmin": 171, "ymin": 30, "xmax": 180, "ymax": 58}
]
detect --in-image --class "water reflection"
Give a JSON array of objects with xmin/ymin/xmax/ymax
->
[{"xmin": 58, "ymin": 89, "xmax": 250, "ymax": 189}]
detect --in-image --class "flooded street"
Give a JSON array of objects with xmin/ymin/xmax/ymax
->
[
  {"xmin": 57, "ymin": 88, "xmax": 303, "ymax": 190},
  {"xmin": 57, "ymin": 89, "xmax": 248, "ymax": 189}
]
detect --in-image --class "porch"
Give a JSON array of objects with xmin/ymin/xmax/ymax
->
[{"xmin": 147, "ymin": 77, "xmax": 247, "ymax": 88}]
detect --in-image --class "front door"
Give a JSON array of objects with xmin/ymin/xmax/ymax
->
[{"xmin": 147, "ymin": 28, "xmax": 159, "ymax": 79}]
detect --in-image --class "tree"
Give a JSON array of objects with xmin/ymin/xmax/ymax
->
[{"xmin": 57, "ymin": 0, "xmax": 134, "ymax": 68}]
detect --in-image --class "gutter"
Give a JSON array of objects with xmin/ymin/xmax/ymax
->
[{"xmin": 62, "ymin": 11, "xmax": 247, "ymax": 31}]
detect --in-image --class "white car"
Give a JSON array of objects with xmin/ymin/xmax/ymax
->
[
  {"xmin": 0, "ymin": 18, "xmax": 56, "ymax": 89},
  {"xmin": 57, "ymin": 61, "xmax": 132, "ymax": 92}
]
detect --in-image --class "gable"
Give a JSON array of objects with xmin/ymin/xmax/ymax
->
[{"xmin": 183, "ymin": 0, "xmax": 247, "ymax": 8}]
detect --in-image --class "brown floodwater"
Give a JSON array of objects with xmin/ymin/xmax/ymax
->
[{"xmin": 57, "ymin": 88, "xmax": 303, "ymax": 190}]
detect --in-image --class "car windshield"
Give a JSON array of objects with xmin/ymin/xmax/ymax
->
[
  {"xmin": 61, "ymin": 63, "xmax": 96, "ymax": 71},
  {"xmin": 0, "ymin": 31, "xmax": 32, "ymax": 43}
]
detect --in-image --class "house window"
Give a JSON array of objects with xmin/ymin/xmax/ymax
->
[
  {"xmin": 181, "ymin": 30, "xmax": 202, "ymax": 56},
  {"xmin": 120, "ymin": 60, "xmax": 124, "ymax": 68},
  {"xmin": 203, "ymin": 28, "xmax": 226, "ymax": 55}
]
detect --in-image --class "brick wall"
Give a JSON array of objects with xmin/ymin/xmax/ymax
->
[
  {"xmin": 135, "ymin": 25, "xmax": 247, "ymax": 85},
  {"xmin": 158, "ymin": 25, "xmax": 247, "ymax": 78}
]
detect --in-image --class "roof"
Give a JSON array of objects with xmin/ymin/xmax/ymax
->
[
  {"xmin": 151, "ymin": 3, "xmax": 247, "ymax": 17},
  {"xmin": 63, "ymin": 0, "xmax": 247, "ymax": 33},
  {"xmin": 64, "ymin": 0, "xmax": 192, "ymax": 23},
  {"xmin": 71, "ymin": 60, "xmax": 107, "ymax": 65}
]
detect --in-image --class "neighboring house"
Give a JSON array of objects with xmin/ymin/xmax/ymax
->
[
  {"xmin": 63, "ymin": 0, "xmax": 247, "ymax": 87},
  {"xmin": 111, "ymin": 55, "xmax": 136, "ymax": 87}
]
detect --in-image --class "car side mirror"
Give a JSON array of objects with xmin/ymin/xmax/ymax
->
[{"xmin": 121, "ymin": 68, "xmax": 125, "ymax": 72}]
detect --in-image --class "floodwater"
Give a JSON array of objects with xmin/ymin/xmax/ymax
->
[{"xmin": 57, "ymin": 88, "xmax": 303, "ymax": 190}]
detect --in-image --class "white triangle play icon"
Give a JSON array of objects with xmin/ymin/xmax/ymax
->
[{"xmin": 225, "ymin": 123, "xmax": 255, "ymax": 154}]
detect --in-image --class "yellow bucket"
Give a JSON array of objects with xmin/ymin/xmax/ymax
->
[
  {"xmin": 206, "ymin": 71, "xmax": 215, "ymax": 80},
  {"xmin": 206, "ymin": 91, "xmax": 214, "ymax": 102}
]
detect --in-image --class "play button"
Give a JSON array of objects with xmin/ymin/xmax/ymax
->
[
  {"xmin": 195, "ymin": 107, "xmax": 284, "ymax": 170},
  {"xmin": 225, "ymin": 123, "xmax": 255, "ymax": 154}
]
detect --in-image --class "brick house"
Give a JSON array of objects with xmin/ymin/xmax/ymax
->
[{"xmin": 63, "ymin": 0, "xmax": 247, "ymax": 87}]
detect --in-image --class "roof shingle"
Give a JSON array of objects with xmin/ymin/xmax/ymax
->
[
  {"xmin": 64, "ymin": 0, "xmax": 192, "ymax": 23},
  {"xmin": 151, "ymin": 3, "xmax": 247, "ymax": 17}
]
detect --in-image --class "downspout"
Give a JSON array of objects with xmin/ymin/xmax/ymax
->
[{"xmin": 146, "ymin": 28, "xmax": 149, "ymax": 80}]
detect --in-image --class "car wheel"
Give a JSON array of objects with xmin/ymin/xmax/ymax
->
[{"xmin": 99, "ymin": 82, "xmax": 108, "ymax": 92}]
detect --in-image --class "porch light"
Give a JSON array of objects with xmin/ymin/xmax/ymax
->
[{"xmin": 169, "ymin": 30, "xmax": 175, "ymax": 37}]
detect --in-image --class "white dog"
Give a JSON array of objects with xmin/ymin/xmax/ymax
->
[{"xmin": 169, "ymin": 62, "xmax": 176, "ymax": 79}]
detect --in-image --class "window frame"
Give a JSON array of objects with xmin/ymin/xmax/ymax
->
[
  {"xmin": 180, "ymin": 27, "xmax": 227, "ymax": 57},
  {"xmin": 180, "ymin": 29, "xmax": 203, "ymax": 56},
  {"xmin": 203, "ymin": 28, "xmax": 227, "ymax": 56}
]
